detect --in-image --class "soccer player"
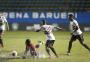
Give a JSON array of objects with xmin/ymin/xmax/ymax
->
[
  {"xmin": 24, "ymin": 39, "xmax": 37, "ymax": 57},
  {"xmin": 67, "ymin": 14, "xmax": 90, "ymax": 55},
  {"xmin": 36, "ymin": 20, "xmax": 62, "ymax": 58},
  {"xmin": 0, "ymin": 13, "xmax": 9, "ymax": 48}
]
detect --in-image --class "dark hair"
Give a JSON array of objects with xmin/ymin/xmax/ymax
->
[
  {"xmin": 25, "ymin": 39, "xmax": 31, "ymax": 45},
  {"xmin": 68, "ymin": 14, "xmax": 74, "ymax": 17},
  {"xmin": 68, "ymin": 14, "xmax": 75, "ymax": 20}
]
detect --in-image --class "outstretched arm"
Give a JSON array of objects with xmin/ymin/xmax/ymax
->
[
  {"xmin": 36, "ymin": 27, "xmax": 43, "ymax": 32},
  {"xmin": 36, "ymin": 29, "xmax": 41, "ymax": 32},
  {"xmin": 54, "ymin": 26, "xmax": 63, "ymax": 30},
  {"xmin": 55, "ymin": 27, "xmax": 62, "ymax": 30}
]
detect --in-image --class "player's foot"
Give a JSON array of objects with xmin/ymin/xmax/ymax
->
[
  {"xmin": 67, "ymin": 52, "xmax": 71, "ymax": 56},
  {"xmin": 89, "ymin": 49, "xmax": 90, "ymax": 52},
  {"xmin": 48, "ymin": 55, "xmax": 51, "ymax": 59},
  {"xmin": 89, "ymin": 50, "xmax": 90, "ymax": 53},
  {"xmin": 55, "ymin": 55, "xmax": 59, "ymax": 58}
]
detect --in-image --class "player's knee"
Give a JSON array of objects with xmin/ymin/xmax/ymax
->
[{"xmin": 46, "ymin": 47, "xmax": 49, "ymax": 52}]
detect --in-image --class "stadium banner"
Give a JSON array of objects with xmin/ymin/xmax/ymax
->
[{"xmin": 2, "ymin": 12, "xmax": 90, "ymax": 31}]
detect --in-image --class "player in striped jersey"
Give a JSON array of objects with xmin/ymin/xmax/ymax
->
[
  {"xmin": 67, "ymin": 14, "xmax": 90, "ymax": 55},
  {"xmin": 36, "ymin": 20, "xmax": 62, "ymax": 58},
  {"xmin": 0, "ymin": 13, "xmax": 9, "ymax": 47}
]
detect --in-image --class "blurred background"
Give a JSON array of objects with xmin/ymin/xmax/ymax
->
[{"xmin": 0, "ymin": 0, "xmax": 90, "ymax": 31}]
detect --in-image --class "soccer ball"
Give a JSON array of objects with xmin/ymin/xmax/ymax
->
[{"xmin": 11, "ymin": 50, "xmax": 17, "ymax": 56}]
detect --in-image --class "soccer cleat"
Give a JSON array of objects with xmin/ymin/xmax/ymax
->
[
  {"xmin": 48, "ymin": 55, "xmax": 51, "ymax": 59},
  {"xmin": 67, "ymin": 52, "xmax": 71, "ymax": 56},
  {"xmin": 89, "ymin": 50, "xmax": 90, "ymax": 53},
  {"xmin": 55, "ymin": 55, "xmax": 59, "ymax": 58}
]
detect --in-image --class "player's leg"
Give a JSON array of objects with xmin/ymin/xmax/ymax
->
[
  {"xmin": 45, "ymin": 40, "xmax": 51, "ymax": 56},
  {"xmin": 30, "ymin": 50, "xmax": 34, "ymax": 56},
  {"xmin": 78, "ymin": 34, "xmax": 90, "ymax": 51},
  {"xmin": 30, "ymin": 51, "xmax": 37, "ymax": 58},
  {"xmin": 67, "ymin": 35, "xmax": 76, "ymax": 55},
  {"xmin": 49, "ymin": 40, "xmax": 58, "ymax": 57},
  {"xmin": 0, "ymin": 30, "xmax": 4, "ymax": 47},
  {"xmin": 24, "ymin": 47, "xmax": 29, "ymax": 56},
  {"xmin": 0, "ymin": 38, "xmax": 3, "ymax": 47}
]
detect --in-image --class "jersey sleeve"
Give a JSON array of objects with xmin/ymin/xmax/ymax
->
[
  {"xmin": 1, "ymin": 16, "xmax": 7, "ymax": 23},
  {"xmin": 73, "ymin": 20, "xmax": 79, "ymax": 27}
]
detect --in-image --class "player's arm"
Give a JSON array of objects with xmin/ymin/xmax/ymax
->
[
  {"xmin": 36, "ymin": 27, "xmax": 43, "ymax": 32},
  {"xmin": 73, "ymin": 22, "xmax": 79, "ymax": 32},
  {"xmin": 3, "ymin": 16, "xmax": 9, "ymax": 31},
  {"xmin": 54, "ymin": 26, "xmax": 63, "ymax": 30},
  {"xmin": 55, "ymin": 27, "xmax": 62, "ymax": 30},
  {"xmin": 73, "ymin": 25, "xmax": 78, "ymax": 32}
]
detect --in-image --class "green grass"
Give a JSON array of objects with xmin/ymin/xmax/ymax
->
[{"xmin": 0, "ymin": 31, "xmax": 90, "ymax": 62}]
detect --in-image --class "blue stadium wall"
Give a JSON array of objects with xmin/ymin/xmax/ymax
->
[{"xmin": 4, "ymin": 12, "xmax": 90, "ymax": 31}]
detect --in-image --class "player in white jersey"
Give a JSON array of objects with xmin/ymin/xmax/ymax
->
[
  {"xmin": 67, "ymin": 14, "xmax": 90, "ymax": 55},
  {"xmin": 0, "ymin": 14, "xmax": 9, "ymax": 47},
  {"xmin": 36, "ymin": 20, "xmax": 62, "ymax": 58}
]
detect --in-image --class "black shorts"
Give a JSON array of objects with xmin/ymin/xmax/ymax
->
[
  {"xmin": 45, "ymin": 40, "xmax": 55, "ymax": 47},
  {"xmin": 70, "ymin": 34, "xmax": 84, "ymax": 41}
]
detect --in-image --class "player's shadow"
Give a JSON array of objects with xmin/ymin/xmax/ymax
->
[
  {"xmin": 0, "ymin": 50, "xmax": 12, "ymax": 62},
  {"xmin": 0, "ymin": 58, "xmax": 9, "ymax": 62},
  {"xmin": 0, "ymin": 50, "xmax": 11, "ymax": 54},
  {"xmin": 58, "ymin": 53, "xmax": 69, "ymax": 56}
]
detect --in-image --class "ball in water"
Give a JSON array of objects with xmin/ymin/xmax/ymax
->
[{"xmin": 11, "ymin": 50, "xmax": 17, "ymax": 56}]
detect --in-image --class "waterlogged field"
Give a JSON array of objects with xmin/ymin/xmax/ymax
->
[{"xmin": 0, "ymin": 31, "xmax": 90, "ymax": 62}]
